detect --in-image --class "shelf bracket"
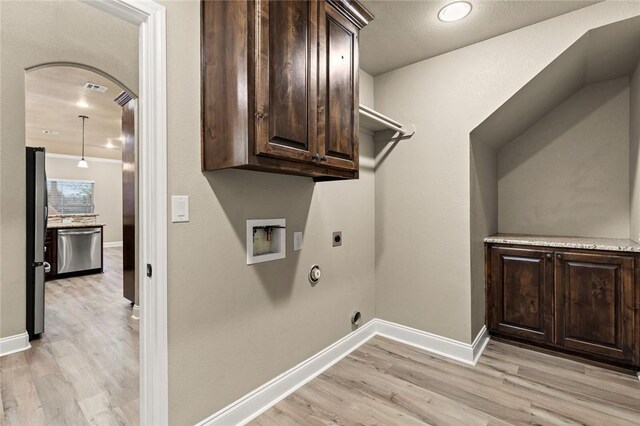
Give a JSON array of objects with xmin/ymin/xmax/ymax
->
[
  {"xmin": 372, "ymin": 126, "xmax": 416, "ymax": 143},
  {"xmin": 359, "ymin": 104, "xmax": 415, "ymax": 143}
]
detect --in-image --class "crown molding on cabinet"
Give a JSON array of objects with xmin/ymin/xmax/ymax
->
[{"xmin": 327, "ymin": 0, "xmax": 374, "ymax": 29}]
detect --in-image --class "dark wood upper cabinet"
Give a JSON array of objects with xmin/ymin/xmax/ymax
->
[
  {"xmin": 201, "ymin": 0, "xmax": 373, "ymax": 180},
  {"xmin": 254, "ymin": 0, "xmax": 317, "ymax": 163},
  {"xmin": 318, "ymin": 2, "xmax": 359, "ymax": 171}
]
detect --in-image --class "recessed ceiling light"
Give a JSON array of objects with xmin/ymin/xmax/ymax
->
[
  {"xmin": 42, "ymin": 129, "xmax": 58, "ymax": 135},
  {"xmin": 438, "ymin": 1, "xmax": 472, "ymax": 22},
  {"xmin": 76, "ymin": 100, "xmax": 89, "ymax": 108}
]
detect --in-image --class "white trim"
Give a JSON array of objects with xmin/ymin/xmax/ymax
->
[
  {"xmin": 45, "ymin": 153, "xmax": 122, "ymax": 164},
  {"xmin": 103, "ymin": 241, "xmax": 124, "ymax": 248},
  {"xmin": 84, "ymin": 1, "xmax": 168, "ymax": 426},
  {"xmin": 471, "ymin": 325, "xmax": 490, "ymax": 365},
  {"xmin": 197, "ymin": 319, "xmax": 490, "ymax": 426},
  {"xmin": 132, "ymin": 304, "xmax": 140, "ymax": 320},
  {"xmin": 375, "ymin": 320, "xmax": 489, "ymax": 366},
  {"xmin": 0, "ymin": 331, "xmax": 31, "ymax": 357}
]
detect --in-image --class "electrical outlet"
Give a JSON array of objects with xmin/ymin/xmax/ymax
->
[
  {"xmin": 293, "ymin": 232, "xmax": 303, "ymax": 251},
  {"xmin": 332, "ymin": 231, "xmax": 342, "ymax": 247}
]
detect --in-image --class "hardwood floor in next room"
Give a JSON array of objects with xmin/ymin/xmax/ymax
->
[
  {"xmin": 253, "ymin": 336, "xmax": 640, "ymax": 425},
  {"xmin": 0, "ymin": 248, "xmax": 138, "ymax": 426}
]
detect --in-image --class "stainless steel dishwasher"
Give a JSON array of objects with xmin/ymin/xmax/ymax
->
[{"xmin": 57, "ymin": 227, "xmax": 102, "ymax": 274}]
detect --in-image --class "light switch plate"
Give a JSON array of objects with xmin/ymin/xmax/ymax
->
[
  {"xmin": 293, "ymin": 232, "xmax": 303, "ymax": 251},
  {"xmin": 171, "ymin": 195, "xmax": 189, "ymax": 223}
]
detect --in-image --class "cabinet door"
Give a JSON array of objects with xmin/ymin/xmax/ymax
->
[
  {"xmin": 489, "ymin": 247, "xmax": 553, "ymax": 343},
  {"xmin": 254, "ymin": 0, "xmax": 318, "ymax": 164},
  {"xmin": 555, "ymin": 252, "xmax": 634, "ymax": 362},
  {"xmin": 317, "ymin": 1, "xmax": 359, "ymax": 171}
]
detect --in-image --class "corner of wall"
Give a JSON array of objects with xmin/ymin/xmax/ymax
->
[
  {"xmin": 630, "ymin": 60, "xmax": 640, "ymax": 243},
  {"xmin": 469, "ymin": 133, "xmax": 498, "ymax": 340},
  {"xmin": 359, "ymin": 69, "xmax": 375, "ymax": 109}
]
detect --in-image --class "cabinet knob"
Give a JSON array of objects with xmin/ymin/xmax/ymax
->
[
  {"xmin": 320, "ymin": 155, "xmax": 327, "ymax": 162},
  {"xmin": 312, "ymin": 153, "xmax": 321, "ymax": 161},
  {"xmin": 546, "ymin": 253, "xmax": 551, "ymax": 259},
  {"xmin": 557, "ymin": 253, "xmax": 562, "ymax": 259}
]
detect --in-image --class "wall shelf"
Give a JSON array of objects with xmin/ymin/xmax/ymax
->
[{"xmin": 359, "ymin": 104, "xmax": 415, "ymax": 142}]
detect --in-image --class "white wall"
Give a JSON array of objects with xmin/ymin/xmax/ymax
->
[
  {"xmin": 45, "ymin": 155, "xmax": 123, "ymax": 244},
  {"xmin": 630, "ymin": 60, "xmax": 640, "ymax": 243},
  {"xmin": 360, "ymin": 69, "xmax": 375, "ymax": 108},
  {"xmin": 0, "ymin": 0, "xmax": 137, "ymax": 339},
  {"xmin": 374, "ymin": 2, "xmax": 640, "ymax": 344},
  {"xmin": 498, "ymin": 78, "xmax": 630, "ymax": 238}
]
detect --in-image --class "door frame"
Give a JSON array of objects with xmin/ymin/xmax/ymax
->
[{"xmin": 82, "ymin": 1, "xmax": 168, "ymax": 425}]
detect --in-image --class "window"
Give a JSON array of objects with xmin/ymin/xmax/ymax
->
[{"xmin": 47, "ymin": 179, "xmax": 95, "ymax": 214}]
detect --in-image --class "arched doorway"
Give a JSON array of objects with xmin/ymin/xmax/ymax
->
[{"xmin": 23, "ymin": 63, "xmax": 140, "ymax": 424}]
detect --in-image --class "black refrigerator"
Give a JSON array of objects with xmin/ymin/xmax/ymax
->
[{"xmin": 26, "ymin": 147, "xmax": 48, "ymax": 339}]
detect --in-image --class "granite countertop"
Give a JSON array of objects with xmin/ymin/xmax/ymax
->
[
  {"xmin": 484, "ymin": 233, "xmax": 640, "ymax": 253},
  {"xmin": 48, "ymin": 223, "xmax": 106, "ymax": 229},
  {"xmin": 48, "ymin": 214, "xmax": 99, "ymax": 218}
]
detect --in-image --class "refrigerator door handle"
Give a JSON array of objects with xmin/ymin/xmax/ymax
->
[{"xmin": 44, "ymin": 262, "xmax": 51, "ymax": 273}]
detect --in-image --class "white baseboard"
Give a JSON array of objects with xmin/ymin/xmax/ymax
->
[
  {"xmin": 197, "ymin": 320, "xmax": 378, "ymax": 426},
  {"xmin": 131, "ymin": 304, "xmax": 140, "ymax": 320},
  {"xmin": 472, "ymin": 326, "xmax": 490, "ymax": 365},
  {"xmin": 196, "ymin": 319, "xmax": 490, "ymax": 425},
  {"xmin": 0, "ymin": 331, "xmax": 31, "ymax": 357},
  {"xmin": 104, "ymin": 241, "xmax": 123, "ymax": 248},
  {"xmin": 375, "ymin": 319, "xmax": 489, "ymax": 366}
]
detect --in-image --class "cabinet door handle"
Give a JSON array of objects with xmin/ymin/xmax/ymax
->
[
  {"xmin": 320, "ymin": 155, "xmax": 327, "ymax": 162},
  {"xmin": 312, "ymin": 153, "xmax": 321, "ymax": 161}
]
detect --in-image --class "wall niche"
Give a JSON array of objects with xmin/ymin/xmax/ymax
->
[{"xmin": 469, "ymin": 15, "xmax": 640, "ymax": 326}]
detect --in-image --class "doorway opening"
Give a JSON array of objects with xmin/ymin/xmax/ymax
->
[
  {"xmin": 0, "ymin": 1, "xmax": 167, "ymax": 423},
  {"xmin": 24, "ymin": 64, "xmax": 140, "ymax": 424}
]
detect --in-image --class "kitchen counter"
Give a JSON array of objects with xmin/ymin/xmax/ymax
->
[
  {"xmin": 484, "ymin": 233, "xmax": 640, "ymax": 253},
  {"xmin": 48, "ymin": 213, "xmax": 99, "ymax": 218},
  {"xmin": 47, "ymin": 223, "xmax": 106, "ymax": 229}
]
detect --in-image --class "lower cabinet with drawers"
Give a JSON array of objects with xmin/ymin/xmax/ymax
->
[{"xmin": 486, "ymin": 241, "xmax": 639, "ymax": 371}]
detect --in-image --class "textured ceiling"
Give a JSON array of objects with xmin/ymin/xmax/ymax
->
[
  {"xmin": 360, "ymin": 0, "xmax": 600, "ymax": 76},
  {"xmin": 26, "ymin": 66, "xmax": 124, "ymax": 160}
]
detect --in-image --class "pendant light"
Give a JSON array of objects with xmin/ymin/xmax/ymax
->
[{"xmin": 77, "ymin": 115, "xmax": 89, "ymax": 168}]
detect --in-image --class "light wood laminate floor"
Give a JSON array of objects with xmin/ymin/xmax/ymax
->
[
  {"xmin": 0, "ymin": 248, "xmax": 138, "ymax": 426},
  {"xmin": 254, "ymin": 336, "xmax": 640, "ymax": 425}
]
